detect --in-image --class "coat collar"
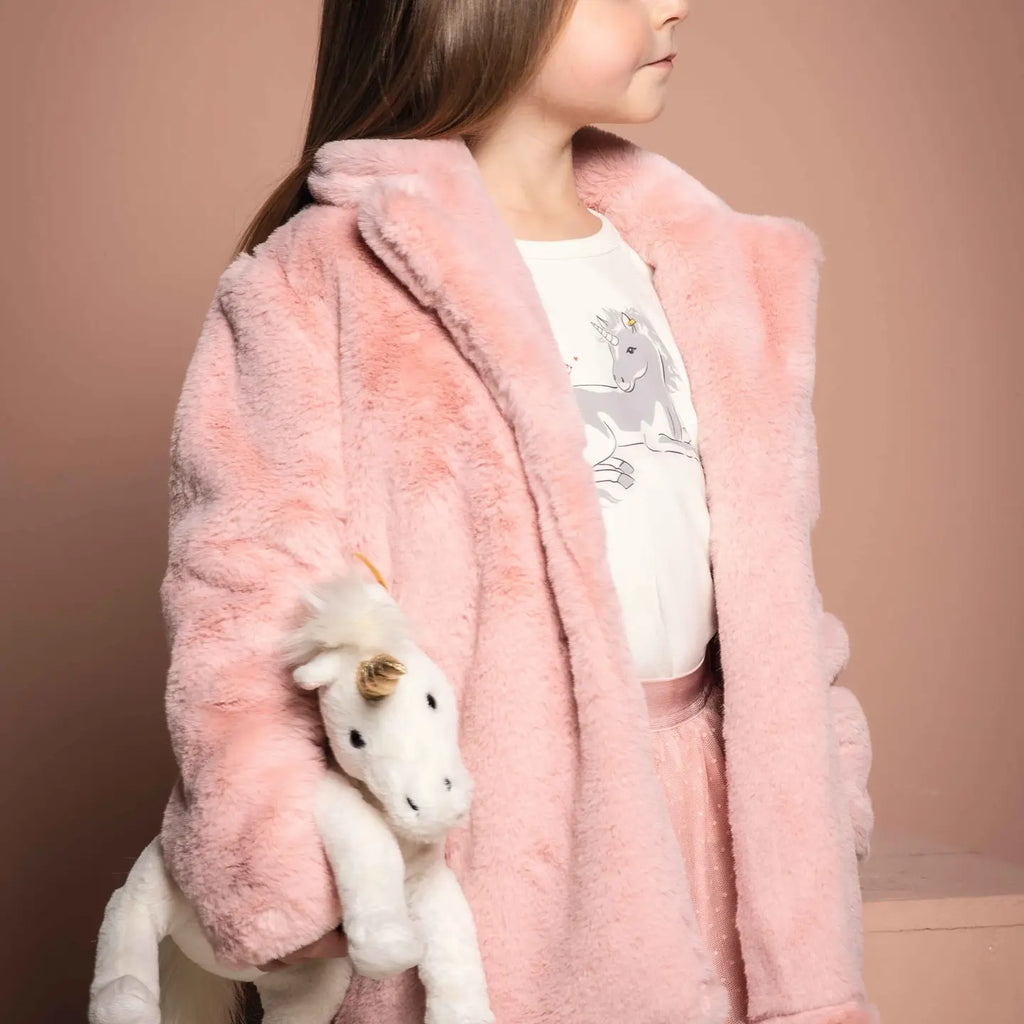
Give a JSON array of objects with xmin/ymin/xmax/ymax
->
[{"xmin": 305, "ymin": 125, "xmax": 823, "ymax": 473}]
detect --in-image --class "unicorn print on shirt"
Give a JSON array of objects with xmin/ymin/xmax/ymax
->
[
  {"xmin": 565, "ymin": 304, "xmax": 699, "ymax": 504},
  {"xmin": 515, "ymin": 209, "xmax": 718, "ymax": 679}
]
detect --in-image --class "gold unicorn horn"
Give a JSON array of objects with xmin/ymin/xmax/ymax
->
[{"xmin": 356, "ymin": 652, "xmax": 407, "ymax": 700}]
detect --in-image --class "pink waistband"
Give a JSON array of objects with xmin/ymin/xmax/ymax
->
[{"xmin": 640, "ymin": 652, "xmax": 716, "ymax": 730}]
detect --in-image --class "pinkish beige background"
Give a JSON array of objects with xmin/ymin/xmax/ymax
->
[{"xmin": 2, "ymin": 2, "xmax": 1021, "ymax": 1020}]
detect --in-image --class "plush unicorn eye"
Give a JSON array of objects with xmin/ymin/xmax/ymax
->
[
  {"xmin": 426, "ymin": 693, "xmax": 437, "ymax": 709},
  {"xmin": 349, "ymin": 729, "xmax": 365, "ymax": 748}
]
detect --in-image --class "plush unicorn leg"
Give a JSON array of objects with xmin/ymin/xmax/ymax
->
[
  {"xmin": 313, "ymin": 770, "xmax": 425, "ymax": 979},
  {"xmin": 89, "ymin": 832, "xmax": 355, "ymax": 1024},
  {"xmin": 406, "ymin": 845, "xmax": 495, "ymax": 1024},
  {"xmin": 89, "ymin": 836, "xmax": 173, "ymax": 1024},
  {"xmin": 88, "ymin": 835, "xmax": 245, "ymax": 1024}
]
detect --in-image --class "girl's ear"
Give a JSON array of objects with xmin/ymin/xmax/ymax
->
[{"xmin": 293, "ymin": 650, "xmax": 344, "ymax": 692}]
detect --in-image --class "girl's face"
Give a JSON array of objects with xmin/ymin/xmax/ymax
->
[{"xmin": 526, "ymin": 0, "xmax": 688, "ymax": 127}]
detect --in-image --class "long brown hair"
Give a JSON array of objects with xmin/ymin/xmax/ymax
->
[{"xmin": 235, "ymin": 0, "xmax": 577, "ymax": 257}]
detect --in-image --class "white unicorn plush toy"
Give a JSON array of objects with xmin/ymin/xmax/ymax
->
[{"xmin": 88, "ymin": 554, "xmax": 495, "ymax": 1024}]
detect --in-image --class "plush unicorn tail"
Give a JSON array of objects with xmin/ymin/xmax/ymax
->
[{"xmin": 158, "ymin": 936, "xmax": 244, "ymax": 1024}]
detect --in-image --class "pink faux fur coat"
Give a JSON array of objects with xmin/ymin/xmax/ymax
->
[{"xmin": 159, "ymin": 125, "xmax": 877, "ymax": 1024}]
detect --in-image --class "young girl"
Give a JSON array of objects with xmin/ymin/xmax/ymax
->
[{"xmin": 159, "ymin": 1, "xmax": 877, "ymax": 1023}]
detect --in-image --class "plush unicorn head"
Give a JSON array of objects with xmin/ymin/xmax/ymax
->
[{"xmin": 281, "ymin": 561, "xmax": 473, "ymax": 844}]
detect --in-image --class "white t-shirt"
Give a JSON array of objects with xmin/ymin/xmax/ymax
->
[{"xmin": 514, "ymin": 209, "xmax": 718, "ymax": 679}]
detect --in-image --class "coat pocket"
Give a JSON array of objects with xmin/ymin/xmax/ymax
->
[{"xmin": 821, "ymin": 610, "xmax": 875, "ymax": 862}]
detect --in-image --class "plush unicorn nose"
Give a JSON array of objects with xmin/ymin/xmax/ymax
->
[{"xmin": 404, "ymin": 775, "xmax": 458, "ymax": 815}]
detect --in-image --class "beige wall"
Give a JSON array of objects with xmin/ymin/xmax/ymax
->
[{"xmin": 2, "ymin": 2, "xmax": 1021, "ymax": 1019}]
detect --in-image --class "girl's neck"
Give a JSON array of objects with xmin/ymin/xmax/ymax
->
[{"xmin": 466, "ymin": 121, "xmax": 596, "ymax": 241}]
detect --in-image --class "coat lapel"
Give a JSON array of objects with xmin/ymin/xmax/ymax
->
[{"xmin": 307, "ymin": 125, "xmax": 867, "ymax": 1021}]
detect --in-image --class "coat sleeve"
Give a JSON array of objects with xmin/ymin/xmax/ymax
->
[
  {"xmin": 741, "ymin": 214, "xmax": 880, "ymax": 1024},
  {"xmin": 805, "ymin": 368, "xmax": 875, "ymax": 866},
  {"xmin": 805, "ymin": 361, "xmax": 875, "ymax": 863},
  {"xmin": 158, "ymin": 249, "xmax": 355, "ymax": 969},
  {"xmin": 790, "ymin": 217, "xmax": 876, "ymax": 867}
]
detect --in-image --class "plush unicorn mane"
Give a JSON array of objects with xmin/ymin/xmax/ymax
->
[{"xmin": 279, "ymin": 572, "xmax": 413, "ymax": 669}]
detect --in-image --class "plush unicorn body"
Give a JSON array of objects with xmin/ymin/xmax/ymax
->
[{"xmin": 88, "ymin": 567, "xmax": 494, "ymax": 1024}]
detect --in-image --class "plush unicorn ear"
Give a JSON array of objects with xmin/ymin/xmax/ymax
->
[
  {"xmin": 292, "ymin": 650, "xmax": 344, "ymax": 692},
  {"xmin": 297, "ymin": 586, "xmax": 327, "ymax": 614}
]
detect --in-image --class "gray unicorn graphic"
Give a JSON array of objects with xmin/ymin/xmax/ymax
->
[{"xmin": 567, "ymin": 305, "xmax": 698, "ymax": 501}]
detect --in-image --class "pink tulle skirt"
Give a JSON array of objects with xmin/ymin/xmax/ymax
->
[{"xmin": 641, "ymin": 650, "xmax": 749, "ymax": 1024}]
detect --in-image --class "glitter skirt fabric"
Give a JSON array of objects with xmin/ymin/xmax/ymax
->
[{"xmin": 641, "ymin": 655, "xmax": 749, "ymax": 1024}]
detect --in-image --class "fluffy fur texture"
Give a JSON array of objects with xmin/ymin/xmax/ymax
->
[
  {"xmin": 279, "ymin": 565, "xmax": 412, "ymax": 672},
  {"xmin": 158, "ymin": 125, "xmax": 877, "ymax": 1024}
]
